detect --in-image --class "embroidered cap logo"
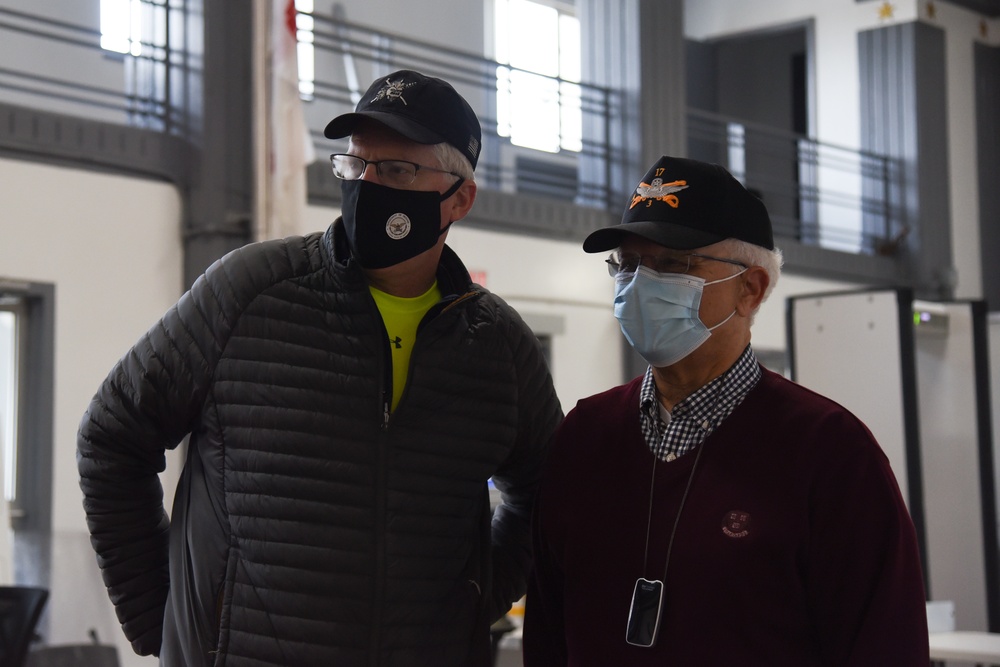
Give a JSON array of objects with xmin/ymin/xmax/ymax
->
[
  {"xmin": 372, "ymin": 78, "xmax": 417, "ymax": 105},
  {"xmin": 630, "ymin": 176, "xmax": 689, "ymax": 210}
]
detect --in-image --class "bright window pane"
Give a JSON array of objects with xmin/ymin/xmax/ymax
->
[
  {"xmin": 509, "ymin": 71, "xmax": 560, "ymax": 153},
  {"xmin": 0, "ymin": 311, "xmax": 16, "ymax": 503},
  {"xmin": 295, "ymin": 0, "xmax": 315, "ymax": 99},
  {"xmin": 559, "ymin": 14, "xmax": 581, "ymax": 82},
  {"xmin": 100, "ymin": 0, "xmax": 131, "ymax": 53},
  {"xmin": 100, "ymin": 0, "xmax": 143, "ymax": 55},
  {"xmin": 508, "ymin": 0, "xmax": 559, "ymax": 76},
  {"xmin": 129, "ymin": 0, "xmax": 143, "ymax": 56},
  {"xmin": 494, "ymin": 0, "xmax": 511, "ymax": 65},
  {"xmin": 496, "ymin": 66, "xmax": 512, "ymax": 138},
  {"xmin": 559, "ymin": 81, "xmax": 582, "ymax": 152},
  {"xmin": 494, "ymin": 0, "xmax": 582, "ymax": 153}
]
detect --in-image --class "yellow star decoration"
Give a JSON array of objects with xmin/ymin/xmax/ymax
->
[
  {"xmin": 926, "ymin": 1, "xmax": 935, "ymax": 19},
  {"xmin": 878, "ymin": 2, "xmax": 895, "ymax": 19}
]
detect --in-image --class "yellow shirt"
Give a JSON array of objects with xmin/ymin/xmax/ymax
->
[{"xmin": 369, "ymin": 282, "xmax": 442, "ymax": 411}]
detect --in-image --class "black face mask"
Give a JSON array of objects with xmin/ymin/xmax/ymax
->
[{"xmin": 341, "ymin": 178, "xmax": 464, "ymax": 269}]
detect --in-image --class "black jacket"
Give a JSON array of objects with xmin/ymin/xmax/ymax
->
[{"xmin": 77, "ymin": 221, "xmax": 563, "ymax": 666}]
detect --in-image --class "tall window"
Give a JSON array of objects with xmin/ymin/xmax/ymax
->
[
  {"xmin": 0, "ymin": 302, "xmax": 13, "ymax": 583},
  {"xmin": 100, "ymin": 0, "xmax": 144, "ymax": 55},
  {"xmin": 0, "ymin": 299, "xmax": 22, "ymax": 506},
  {"xmin": 101, "ymin": 0, "xmax": 315, "ymax": 99},
  {"xmin": 494, "ymin": 0, "xmax": 581, "ymax": 153},
  {"xmin": 294, "ymin": 0, "xmax": 315, "ymax": 98}
]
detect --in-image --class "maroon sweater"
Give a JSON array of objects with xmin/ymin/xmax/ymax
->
[{"xmin": 524, "ymin": 367, "xmax": 929, "ymax": 666}]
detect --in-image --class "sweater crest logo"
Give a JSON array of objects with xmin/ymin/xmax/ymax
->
[{"xmin": 721, "ymin": 510, "xmax": 752, "ymax": 538}]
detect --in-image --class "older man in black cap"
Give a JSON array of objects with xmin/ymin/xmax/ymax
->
[
  {"xmin": 78, "ymin": 69, "xmax": 562, "ymax": 667},
  {"xmin": 522, "ymin": 156, "xmax": 928, "ymax": 665}
]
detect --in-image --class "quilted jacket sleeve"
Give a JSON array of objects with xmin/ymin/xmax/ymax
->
[
  {"xmin": 76, "ymin": 239, "xmax": 306, "ymax": 655},
  {"xmin": 485, "ymin": 305, "xmax": 563, "ymax": 621}
]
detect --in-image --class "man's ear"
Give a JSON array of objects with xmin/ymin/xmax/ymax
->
[
  {"xmin": 737, "ymin": 265, "xmax": 770, "ymax": 316},
  {"xmin": 445, "ymin": 179, "xmax": 477, "ymax": 224}
]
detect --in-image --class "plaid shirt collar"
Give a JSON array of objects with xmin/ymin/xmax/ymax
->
[{"xmin": 639, "ymin": 345, "xmax": 762, "ymax": 461}]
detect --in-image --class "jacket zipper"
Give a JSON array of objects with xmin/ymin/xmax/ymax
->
[
  {"xmin": 367, "ymin": 288, "xmax": 480, "ymax": 665},
  {"xmin": 370, "ymin": 313, "xmax": 391, "ymax": 667}
]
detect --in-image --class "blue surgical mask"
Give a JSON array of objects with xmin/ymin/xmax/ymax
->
[{"xmin": 613, "ymin": 265, "xmax": 744, "ymax": 367}]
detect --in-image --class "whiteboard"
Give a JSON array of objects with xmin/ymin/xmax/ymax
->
[
  {"xmin": 788, "ymin": 290, "xmax": 1000, "ymax": 632},
  {"xmin": 787, "ymin": 289, "xmax": 917, "ymax": 506},
  {"xmin": 914, "ymin": 300, "xmax": 995, "ymax": 631}
]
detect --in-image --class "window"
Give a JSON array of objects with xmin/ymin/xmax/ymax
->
[
  {"xmin": 0, "ymin": 300, "xmax": 19, "ymax": 506},
  {"xmin": 494, "ymin": 0, "xmax": 581, "ymax": 153},
  {"xmin": 100, "ymin": 0, "xmax": 144, "ymax": 55},
  {"xmin": 295, "ymin": 0, "xmax": 315, "ymax": 98},
  {"xmin": 0, "ymin": 284, "xmax": 53, "ymax": 525},
  {"xmin": 102, "ymin": 0, "xmax": 315, "ymax": 98},
  {"xmin": 0, "ymin": 282, "xmax": 55, "ymax": 587}
]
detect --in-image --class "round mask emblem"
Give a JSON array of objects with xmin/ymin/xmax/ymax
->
[{"xmin": 385, "ymin": 213, "xmax": 411, "ymax": 239}]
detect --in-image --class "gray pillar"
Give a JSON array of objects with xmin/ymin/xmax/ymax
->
[
  {"xmin": 636, "ymin": 0, "xmax": 686, "ymax": 169},
  {"xmin": 859, "ymin": 22, "xmax": 953, "ymax": 300},
  {"xmin": 181, "ymin": 0, "xmax": 255, "ymax": 288},
  {"xmin": 578, "ymin": 0, "xmax": 684, "ymax": 201},
  {"xmin": 975, "ymin": 42, "xmax": 1000, "ymax": 312}
]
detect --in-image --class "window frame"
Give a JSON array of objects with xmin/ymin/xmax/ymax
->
[
  {"xmin": 0, "ymin": 280, "xmax": 54, "ymax": 587},
  {"xmin": 492, "ymin": 0, "xmax": 582, "ymax": 154}
]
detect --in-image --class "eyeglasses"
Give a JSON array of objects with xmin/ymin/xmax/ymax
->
[
  {"xmin": 329, "ymin": 153, "xmax": 461, "ymax": 188},
  {"xmin": 606, "ymin": 250, "xmax": 748, "ymax": 278}
]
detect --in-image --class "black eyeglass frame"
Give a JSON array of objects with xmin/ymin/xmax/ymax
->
[{"xmin": 329, "ymin": 153, "xmax": 461, "ymax": 186}]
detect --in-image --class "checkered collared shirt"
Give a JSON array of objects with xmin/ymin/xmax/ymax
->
[{"xmin": 639, "ymin": 346, "xmax": 762, "ymax": 461}]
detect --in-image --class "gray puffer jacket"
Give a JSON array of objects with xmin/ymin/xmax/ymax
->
[{"xmin": 77, "ymin": 221, "xmax": 563, "ymax": 667}]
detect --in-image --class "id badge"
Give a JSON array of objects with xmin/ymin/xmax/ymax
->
[{"xmin": 625, "ymin": 577, "xmax": 663, "ymax": 647}]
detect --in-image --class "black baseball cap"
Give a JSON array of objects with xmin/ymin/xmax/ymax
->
[
  {"xmin": 324, "ymin": 69, "xmax": 482, "ymax": 170},
  {"xmin": 583, "ymin": 156, "xmax": 774, "ymax": 252}
]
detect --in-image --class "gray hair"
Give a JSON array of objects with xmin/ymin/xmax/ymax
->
[
  {"xmin": 433, "ymin": 142, "xmax": 476, "ymax": 181},
  {"xmin": 718, "ymin": 238, "xmax": 784, "ymax": 315}
]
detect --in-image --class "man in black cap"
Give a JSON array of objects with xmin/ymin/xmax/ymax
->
[
  {"xmin": 78, "ymin": 69, "xmax": 562, "ymax": 667},
  {"xmin": 522, "ymin": 156, "xmax": 929, "ymax": 665}
]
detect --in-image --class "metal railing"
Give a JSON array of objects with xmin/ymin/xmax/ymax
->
[
  {"xmin": 0, "ymin": 3, "xmax": 904, "ymax": 256},
  {"xmin": 688, "ymin": 109, "xmax": 905, "ymax": 255},
  {"xmin": 0, "ymin": 3, "xmax": 185, "ymax": 133},
  {"xmin": 304, "ymin": 13, "xmax": 623, "ymax": 211}
]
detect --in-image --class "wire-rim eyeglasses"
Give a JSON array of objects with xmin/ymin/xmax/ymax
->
[
  {"xmin": 606, "ymin": 251, "xmax": 748, "ymax": 278},
  {"xmin": 329, "ymin": 153, "xmax": 461, "ymax": 188}
]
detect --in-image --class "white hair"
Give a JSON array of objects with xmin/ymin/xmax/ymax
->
[
  {"xmin": 718, "ymin": 238, "xmax": 784, "ymax": 317},
  {"xmin": 432, "ymin": 142, "xmax": 475, "ymax": 181}
]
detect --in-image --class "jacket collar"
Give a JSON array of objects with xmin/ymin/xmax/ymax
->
[{"xmin": 324, "ymin": 218, "xmax": 477, "ymax": 299}]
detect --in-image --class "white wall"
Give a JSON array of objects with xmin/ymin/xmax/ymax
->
[
  {"xmin": 1, "ymin": 156, "xmax": 183, "ymax": 666},
  {"xmin": 753, "ymin": 270, "xmax": 860, "ymax": 351},
  {"xmin": 916, "ymin": 302, "xmax": 991, "ymax": 630}
]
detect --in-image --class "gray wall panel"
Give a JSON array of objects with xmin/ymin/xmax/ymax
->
[
  {"xmin": 858, "ymin": 22, "xmax": 952, "ymax": 300},
  {"xmin": 975, "ymin": 43, "xmax": 1000, "ymax": 312}
]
